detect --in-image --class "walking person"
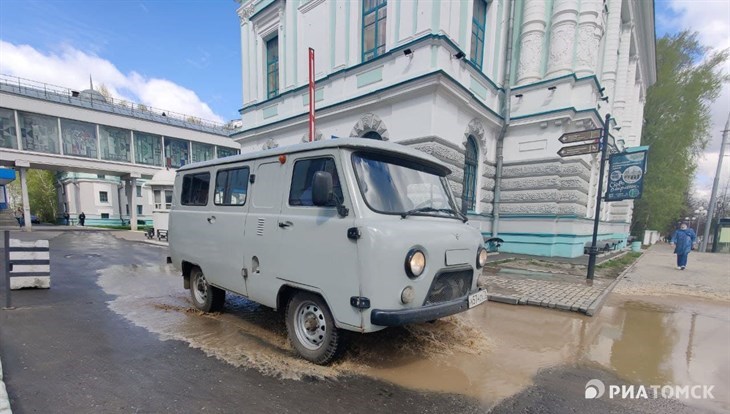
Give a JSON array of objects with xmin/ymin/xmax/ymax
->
[
  {"xmin": 670, "ymin": 222, "xmax": 696, "ymax": 270},
  {"xmin": 63, "ymin": 212, "xmax": 70, "ymax": 226},
  {"xmin": 78, "ymin": 212, "xmax": 86, "ymax": 227}
]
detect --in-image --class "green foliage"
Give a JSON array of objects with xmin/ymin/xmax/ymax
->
[
  {"xmin": 7, "ymin": 169, "xmax": 59, "ymax": 222},
  {"xmin": 632, "ymin": 31, "xmax": 729, "ymax": 236},
  {"xmin": 596, "ymin": 252, "xmax": 642, "ymax": 270}
]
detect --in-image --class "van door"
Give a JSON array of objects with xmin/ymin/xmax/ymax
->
[
  {"xmin": 241, "ymin": 159, "xmax": 286, "ymax": 308},
  {"xmin": 204, "ymin": 164, "xmax": 251, "ymax": 296},
  {"xmin": 277, "ymin": 152, "xmax": 361, "ymax": 329}
]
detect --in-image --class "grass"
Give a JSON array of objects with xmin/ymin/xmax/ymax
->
[{"xmin": 596, "ymin": 252, "xmax": 643, "ymax": 270}]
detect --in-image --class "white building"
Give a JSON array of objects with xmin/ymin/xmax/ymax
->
[
  {"xmin": 0, "ymin": 79, "xmax": 241, "ymax": 229},
  {"xmin": 232, "ymin": 0, "xmax": 656, "ymax": 257}
]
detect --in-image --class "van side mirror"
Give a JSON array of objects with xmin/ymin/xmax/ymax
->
[{"xmin": 312, "ymin": 171, "xmax": 333, "ymax": 206}]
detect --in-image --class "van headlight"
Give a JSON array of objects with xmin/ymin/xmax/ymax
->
[
  {"xmin": 477, "ymin": 247, "xmax": 488, "ymax": 268},
  {"xmin": 405, "ymin": 249, "xmax": 426, "ymax": 278}
]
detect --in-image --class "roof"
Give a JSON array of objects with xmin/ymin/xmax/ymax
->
[{"xmin": 178, "ymin": 138, "xmax": 452, "ymax": 175}]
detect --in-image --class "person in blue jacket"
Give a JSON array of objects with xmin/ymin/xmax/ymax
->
[{"xmin": 670, "ymin": 222, "xmax": 696, "ymax": 270}]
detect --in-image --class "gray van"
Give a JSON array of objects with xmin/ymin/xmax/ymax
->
[{"xmin": 169, "ymin": 138, "xmax": 488, "ymax": 364}]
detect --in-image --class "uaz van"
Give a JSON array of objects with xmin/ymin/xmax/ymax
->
[{"xmin": 169, "ymin": 138, "xmax": 488, "ymax": 364}]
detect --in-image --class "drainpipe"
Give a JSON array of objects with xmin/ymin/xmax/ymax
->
[{"xmin": 492, "ymin": 0, "xmax": 516, "ymax": 237}]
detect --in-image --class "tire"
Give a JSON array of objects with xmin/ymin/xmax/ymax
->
[
  {"xmin": 285, "ymin": 292, "xmax": 344, "ymax": 365},
  {"xmin": 189, "ymin": 267, "xmax": 225, "ymax": 312}
]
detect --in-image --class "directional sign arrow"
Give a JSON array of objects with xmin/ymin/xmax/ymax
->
[
  {"xmin": 559, "ymin": 128, "xmax": 602, "ymax": 144},
  {"xmin": 557, "ymin": 142, "xmax": 601, "ymax": 157}
]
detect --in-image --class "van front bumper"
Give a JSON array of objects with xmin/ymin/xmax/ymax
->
[{"xmin": 370, "ymin": 296, "xmax": 472, "ymax": 327}]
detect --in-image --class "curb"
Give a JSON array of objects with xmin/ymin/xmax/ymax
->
[
  {"xmin": 0, "ymin": 355, "xmax": 11, "ymax": 414},
  {"xmin": 585, "ymin": 251, "xmax": 646, "ymax": 316}
]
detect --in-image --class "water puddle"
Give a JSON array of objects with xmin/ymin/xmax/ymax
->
[{"xmin": 97, "ymin": 264, "xmax": 730, "ymax": 411}]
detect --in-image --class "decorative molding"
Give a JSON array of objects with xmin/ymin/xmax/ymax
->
[
  {"xmin": 463, "ymin": 119, "xmax": 487, "ymax": 156},
  {"xmin": 237, "ymin": 4, "xmax": 255, "ymax": 24},
  {"xmin": 261, "ymin": 138, "xmax": 279, "ymax": 150},
  {"xmin": 300, "ymin": 128, "xmax": 323, "ymax": 142},
  {"xmin": 349, "ymin": 113, "xmax": 390, "ymax": 141},
  {"xmin": 298, "ymin": 0, "xmax": 327, "ymax": 14}
]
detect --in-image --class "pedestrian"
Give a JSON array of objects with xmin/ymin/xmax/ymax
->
[
  {"xmin": 79, "ymin": 212, "xmax": 86, "ymax": 227},
  {"xmin": 670, "ymin": 222, "xmax": 696, "ymax": 270},
  {"xmin": 14, "ymin": 207, "xmax": 24, "ymax": 227},
  {"xmin": 63, "ymin": 212, "xmax": 70, "ymax": 226}
]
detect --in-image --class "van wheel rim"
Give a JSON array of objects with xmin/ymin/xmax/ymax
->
[
  {"xmin": 294, "ymin": 301, "xmax": 326, "ymax": 351},
  {"xmin": 194, "ymin": 274, "xmax": 208, "ymax": 304}
]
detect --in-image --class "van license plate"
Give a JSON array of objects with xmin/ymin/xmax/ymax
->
[{"xmin": 468, "ymin": 290, "xmax": 488, "ymax": 308}]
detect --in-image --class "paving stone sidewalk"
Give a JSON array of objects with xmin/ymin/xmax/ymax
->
[{"xmin": 479, "ymin": 251, "xmax": 640, "ymax": 316}]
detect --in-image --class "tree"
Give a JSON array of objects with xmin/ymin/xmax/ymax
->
[
  {"xmin": 6, "ymin": 169, "xmax": 59, "ymax": 223},
  {"xmin": 631, "ymin": 31, "xmax": 728, "ymax": 237}
]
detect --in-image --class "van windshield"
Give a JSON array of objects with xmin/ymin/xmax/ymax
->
[{"xmin": 352, "ymin": 152, "xmax": 461, "ymax": 219}]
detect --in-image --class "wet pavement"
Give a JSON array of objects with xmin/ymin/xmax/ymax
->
[{"xmin": 0, "ymin": 232, "xmax": 728, "ymax": 413}]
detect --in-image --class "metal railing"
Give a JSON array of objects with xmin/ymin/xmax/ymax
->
[{"xmin": 0, "ymin": 74, "xmax": 238, "ymax": 136}]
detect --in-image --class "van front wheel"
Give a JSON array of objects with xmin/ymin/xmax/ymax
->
[
  {"xmin": 285, "ymin": 292, "xmax": 343, "ymax": 364},
  {"xmin": 189, "ymin": 267, "xmax": 225, "ymax": 312}
]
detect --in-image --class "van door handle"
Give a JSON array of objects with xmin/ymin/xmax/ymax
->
[
  {"xmin": 278, "ymin": 221, "xmax": 293, "ymax": 228},
  {"xmin": 207, "ymin": 216, "xmax": 216, "ymax": 223}
]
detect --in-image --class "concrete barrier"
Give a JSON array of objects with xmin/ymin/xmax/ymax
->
[{"xmin": 9, "ymin": 239, "xmax": 50, "ymax": 290}]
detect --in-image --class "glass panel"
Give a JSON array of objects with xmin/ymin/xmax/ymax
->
[
  {"xmin": 216, "ymin": 146, "xmax": 238, "ymax": 158},
  {"xmin": 19, "ymin": 111, "xmax": 60, "ymax": 154},
  {"xmin": 0, "ymin": 107, "xmax": 17, "ymax": 149},
  {"xmin": 377, "ymin": 17, "xmax": 387, "ymax": 48},
  {"xmin": 214, "ymin": 170, "xmax": 228, "ymax": 204},
  {"xmin": 165, "ymin": 190, "xmax": 173, "ymax": 209},
  {"xmin": 61, "ymin": 118, "xmax": 97, "ymax": 158},
  {"xmin": 215, "ymin": 167, "xmax": 250, "ymax": 206},
  {"xmin": 99, "ymin": 191, "xmax": 108, "ymax": 203},
  {"xmin": 364, "ymin": 12, "xmax": 376, "ymax": 26},
  {"xmin": 99, "ymin": 125, "xmax": 132, "ymax": 162},
  {"xmin": 474, "ymin": 0, "xmax": 487, "ymax": 26},
  {"xmin": 164, "ymin": 137, "xmax": 190, "ymax": 168},
  {"xmin": 154, "ymin": 190, "xmax": 161, "ymax": 209},
  {"xmin": 363, "ymin": 24, "xmax": 375, "ymax": 53},
  {"xmin": 181, "ymin": 173, "xmax": 210, "ymax": 206},
  {"xmin": 289, "ymin": 158, "xmax": 343, "ymax": 207},
  {"xmin": 191, "ymin": 142, "xmax": 214, "ymax": 163},
  {"xmin": 352, "ymin": 153, "xmax": 458, "ymax": 216},
  {"xmin": 134, "ymin": 132, "xmax": 163, "ymax": 166},
  {"xmin": 137, "ymin": 205, "xmax": 143, "ymax": 215}
]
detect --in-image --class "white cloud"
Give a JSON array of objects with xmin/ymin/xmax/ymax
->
[
  {"xmin": 664, "ymin": 0, "xmax": 730, "ymax": 197},
  {"xmin": 0, "ymin": 40, "xmax": 224, "ymax": 123}
]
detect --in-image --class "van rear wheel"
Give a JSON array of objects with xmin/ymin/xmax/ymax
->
[
  {"xmin": 285, "ymin": 292, "xmax": 344, "ymax": 365},
  {"xmin": 189, "ymin": 267, "xmax": 225, "ymax": 312}
]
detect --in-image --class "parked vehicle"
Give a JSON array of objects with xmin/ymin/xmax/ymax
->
[
  {"xmin": 31, "ymin": 214, "xmax": 40, "ymax": 224},
  {"xmin": 168, "ymin": 138, "xmax": 488, "ymax": 364}
]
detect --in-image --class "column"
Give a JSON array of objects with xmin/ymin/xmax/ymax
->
[
  {"xmin": 573, "ymin": 0, "xmax": 604, "ymax": 77},
  {"xmin": 128, "ymin": 178, "xmax": 138, "ymax": 231},
  {"xmin": 612, "ymin": 24, "xmax": 632, "ymax": 119},
  {"xmin": 17, "ymin": 163, "xmax": 31, "ymax": 231},
  {"xmin": 601, "ymin": 0, "xmax": 622, "ymax": 99},
  {"xmin": 240, "ymin": 16, "xmax": 250, "ymax": 104},
  {"xmin": 545, "ymin": 0, "xmax": 579, "ymax": 78},
  {"xmin": 516, "ymin": 0, "xmax": 548, "ymax": 85}
]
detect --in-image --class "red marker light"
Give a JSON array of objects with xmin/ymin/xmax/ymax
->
[{"xmin": 279, "ymin": 155, "xmax": 287, "ymax": 164}]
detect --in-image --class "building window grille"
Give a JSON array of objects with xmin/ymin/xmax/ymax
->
[
  {"xmin": 470, "ymin": 0, "xmax": 487, "ymax": 69},
  {"xmin": 462, "ymin": 136, "xmax": 478, "ymax": 213},
  {"xmin": 362, "ymin": 0, "xmax": 387, "ymax": 62},
  {"xmin": 266, "ymin": 36, "xmax": 279, "ymax": 98}
]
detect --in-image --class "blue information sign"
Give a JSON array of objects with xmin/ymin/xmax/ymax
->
[{"xmin": 605, "ymin": 148, "xmax": 648, "ymax": 201}]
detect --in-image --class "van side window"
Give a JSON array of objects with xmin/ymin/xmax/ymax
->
[
  {"xmin": 181, "ymin": 172, "xmax": 210, "ymax": 206},
  {"xmin": 214, "ymin": 167, "xmax": 250, "ymax": 206},
  {"xmin": 289, "ymin": 158, "xmax": 342, "ymax": 207}
]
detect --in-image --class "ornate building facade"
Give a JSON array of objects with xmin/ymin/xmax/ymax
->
[{"xmin": 232, "ymin": 0, "xmax": 655, "ymax": 257}]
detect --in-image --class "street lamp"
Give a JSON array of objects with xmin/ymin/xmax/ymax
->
[{"xmin": 694, "ymin": 207, "xmax": 707, "ymax": 234}]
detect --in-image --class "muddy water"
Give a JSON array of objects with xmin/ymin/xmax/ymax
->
[{"xmin": 98, "ymin": 264, "xmax": 730, "ymax": 411}]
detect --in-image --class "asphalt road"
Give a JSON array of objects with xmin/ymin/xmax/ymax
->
[{"xmin": 0, "ymin": 231, "xmax": 714, "ymax": 413}]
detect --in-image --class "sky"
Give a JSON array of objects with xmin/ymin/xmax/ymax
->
[{"xmin": 0, "ymin": 0, "xmax": 728, "ymax": 200}]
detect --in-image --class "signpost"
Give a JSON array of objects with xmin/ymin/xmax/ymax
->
[
  {"xmin": 605, "ymin": 148, "xmax": 648, "ymax": 201},
  {"xmin": 557, "ymin": 142, "xmax": 600, "ymax": 157},
  {"xmin": 308, "ymin": 48, "xmax": 315, "ymax": 142},
  {"xmin": 559, "ymin": 128, "xmax": 602, "ymax": 144},
  {"xmin": 585, "ymin": 114, "xmax": 611, "ymax": 280}
]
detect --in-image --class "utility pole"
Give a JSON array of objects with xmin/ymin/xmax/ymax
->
[{"xmin": 701, "ymin": 112, "xmax": 729, "ymax": 252}]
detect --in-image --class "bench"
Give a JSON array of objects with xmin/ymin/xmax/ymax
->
[{"xmin": 156, "ymin": 229, "xmax": 168, "ymax": 241}]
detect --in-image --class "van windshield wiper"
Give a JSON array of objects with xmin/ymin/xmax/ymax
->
[{"xmin": 400, "ymin": 207, "xmax": 461, "ymax": 220}]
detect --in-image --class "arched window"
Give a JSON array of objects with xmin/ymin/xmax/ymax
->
[
  {"xmin": 362, "ymin": 131, "xmax": 383, "ymax": 140},
  {"xmin": 462, "ymin": 136, "xmax": 478, "ymax": 213}
]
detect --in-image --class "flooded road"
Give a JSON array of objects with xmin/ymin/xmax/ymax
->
[{"xmin": 98, "ymin": 264, "xmax": 730, "ymax": 412}]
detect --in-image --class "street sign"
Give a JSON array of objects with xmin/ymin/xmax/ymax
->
[
  {"xmin": 558, "ymin": 128, "xmax": 602, "ymax": 144},
  {"xmin": 605, "ymin": 149, "xmax": 649, "ymax": 201},
  {"xmin": 557, "ymin": 142, "xmax": 600, "ymax": 157}
]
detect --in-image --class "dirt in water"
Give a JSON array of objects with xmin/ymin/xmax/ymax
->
[{"xmin": 98, "ymin": 264, "xmax": 730, "ymax": 412}]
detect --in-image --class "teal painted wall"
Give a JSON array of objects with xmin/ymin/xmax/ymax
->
[{"xmin": 482, "ymin": 231, "xmax": 630, "ymax": 258}]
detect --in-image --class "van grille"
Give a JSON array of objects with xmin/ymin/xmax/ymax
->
[
  {"xmin": 424, "ymin": 269, "xmax": 473, "ymax": 305},
  {"xmin": 257, "ymin": 218, "xmax": 265, "ymax": 236}
]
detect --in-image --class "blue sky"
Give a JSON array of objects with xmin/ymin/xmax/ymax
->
[{"xmin": 0, "ymin": 0, "xmax": 728, "ymax": 196}]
